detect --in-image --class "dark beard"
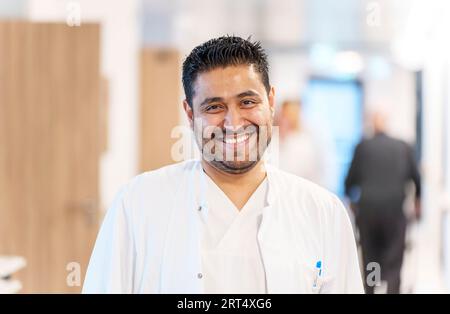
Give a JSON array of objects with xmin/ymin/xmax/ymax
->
[{"xmin": 209, "ymin": 159, "xmax": 259, "ymax": 174}]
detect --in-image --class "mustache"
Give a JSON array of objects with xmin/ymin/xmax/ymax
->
[{"xmin": 206, "ymin": 125, "xmax": 259, "ymax": 141}]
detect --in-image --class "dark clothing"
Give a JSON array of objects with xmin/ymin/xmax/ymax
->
[
  {"xmin": 345, "ymin": 133, "xmax": 421, "ymax": 294},
  {"xmin": 356, "ymin": 204, "xmax": 407, "ymax": 294},
  {"xmin": 345, "ymin": 133, "xmax": 421, "ymax": 209}
]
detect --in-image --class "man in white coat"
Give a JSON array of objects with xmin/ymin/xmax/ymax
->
[{"xmin": 83, "ymin": 36, "xmax": 364, "ymax": 294}]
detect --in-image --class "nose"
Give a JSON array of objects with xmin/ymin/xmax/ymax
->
[{"xmin": 223, "ymin": 106, "xmax": 245, "ymax": 132}]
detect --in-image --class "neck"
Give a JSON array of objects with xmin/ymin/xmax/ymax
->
[{"xmin": 201, "ymin": 159, "xmax": 267, "ymax": 210}]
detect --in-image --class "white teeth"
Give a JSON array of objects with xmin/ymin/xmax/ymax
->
[{"xmin": 223, "ymin": 134, "xmax": 249, "ymax": 144}]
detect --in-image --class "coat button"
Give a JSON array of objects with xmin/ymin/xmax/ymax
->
[{"xmin": 197, "ymin": 273, "xmax": 203, "ymax": 279}]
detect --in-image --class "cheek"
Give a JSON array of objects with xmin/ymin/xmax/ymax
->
[
  {"xmin": 246, "ymin": 107, "xmax": 272, "ymax": 126},
  {"xmin": 202, "ymin": 114, "xmax": 224, "ymax": 127},
  {"xmin": 194, "ymin": 112, "xmax": 224, "ymax": 127}
]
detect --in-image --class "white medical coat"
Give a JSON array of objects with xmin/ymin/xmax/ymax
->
[{"xmin": 82, "ymin": 159, "xmax": 364, "ymax": 293}]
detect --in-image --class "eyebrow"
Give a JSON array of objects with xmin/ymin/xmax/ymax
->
[
  {"xmin": 199, "ymin": 97, "xmax": 224, "ymax": 108},
  {"xmin": 236, "ymin": 90, "xmax": 261, "ymax": 98},
  {"xmin": 199, "ymin": 90, "xmax": 261, "ymax": 108}
]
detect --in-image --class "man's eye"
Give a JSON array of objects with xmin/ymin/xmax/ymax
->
[
  {"xmin": 242, "ymin": 100, "xmax": 257, "ymax": 106},
  {"xmin": 205, "ymin": 104, "xmax": 222, "ymax": 112}
]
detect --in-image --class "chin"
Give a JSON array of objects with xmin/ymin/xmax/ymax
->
[{"xmin": 210, "ymin": 160, "xmax": 259, "ymax": 174}]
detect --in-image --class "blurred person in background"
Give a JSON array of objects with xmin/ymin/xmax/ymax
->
[
  {"xmin": 345, "ymin": 110, "xmax": 421, "ymax": 294},
  {"xmin": 276, "ymin": 100, "xmax": 337, "ymax": 190}
]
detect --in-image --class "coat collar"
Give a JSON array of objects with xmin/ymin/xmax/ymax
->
[
  {"xmin": 193, "ymin": 159, "xmax": 277, "ymax": 208},
  {"xmin": 159, "ymin": 159, "xmax": 280, "ymax": 293}
]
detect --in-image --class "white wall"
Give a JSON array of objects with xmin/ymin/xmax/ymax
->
[
  {"xmin": 0, "ymin": 0, "xmax": 28, "ymax": 17},
  {"xmin": 444, "ymin": 59, "xmax": 450, "ymax": 290},
  {"xmin": 417, "ymin": 46, "xmax": 448, "ymax": 292},
  {"xmin": 392, "ymin": 0, "xmax": 450, "ymax": 292},
  {"xmin": 364, "ymin": 64, "xmax": 416, "ymax": 142},
  {"xmin": 269, "ymin": 53, "xmax": 309, "ymax": 107}
]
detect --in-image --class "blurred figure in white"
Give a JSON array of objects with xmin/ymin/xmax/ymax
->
[{"xmin": 276, "ymin": 100, "xmax": 336, "ymax": 190}]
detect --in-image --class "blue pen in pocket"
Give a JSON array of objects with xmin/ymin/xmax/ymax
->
[{"xmin": 313, "ymin": 260, "xmax": 322, "ymax": 288}]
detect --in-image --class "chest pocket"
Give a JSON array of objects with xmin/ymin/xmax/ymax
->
[
  {"xmin": 261, "ymin": 239, "xmax": 325, "ymax": 294},
  {"xmin": 257, "ymin": 209, "xmax": 327, "ymax": 293}
]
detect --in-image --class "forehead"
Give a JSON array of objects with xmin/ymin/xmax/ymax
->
[{"xmin": 192, "ymin": 64, "xmax": 265, "ymax": 101}]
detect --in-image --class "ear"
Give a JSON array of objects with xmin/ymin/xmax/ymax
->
[
  {"xmin": 183, "ymin": 99, "xmax": 194, "ymax": 129},
  {"xmin": 268, "ymin": 86, "xmax": 276, "ymax": 117}
]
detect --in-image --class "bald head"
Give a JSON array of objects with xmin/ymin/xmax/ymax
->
[{"xmin": 370, "ymin": 110, "xmax": 388, "ymax": 134}]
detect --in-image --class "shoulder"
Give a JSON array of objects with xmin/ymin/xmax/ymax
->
[
  {"xmin": 100, "ymin": 160, "xmax": 200, "ymax": 240},
  {"xmin": 271, "ymin": 168, "xmax": 355, "ymax": 240},
  {"xmin": 136, "ymin": 159, "xmax": 197, "ymax": 182},
  {"xmin": 125, "ymin": 159, "xmax": 196, "ymax": 195},
  {"xmin": 268, "ymin": 166, "xmax": 344, "ymax": 216},
  {"xmin": 112, "ymin": 160, "xmax": 198, "ymax": 216}
]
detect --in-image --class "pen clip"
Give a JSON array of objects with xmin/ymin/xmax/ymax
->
[{"xmin": 313, "ymin": 260, "xmax": 322, "ymax": 288}]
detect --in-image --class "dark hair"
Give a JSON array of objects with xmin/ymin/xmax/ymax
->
[{"xmin": 182, "ymin": 36, "xmax": 270, "ymax": 107}]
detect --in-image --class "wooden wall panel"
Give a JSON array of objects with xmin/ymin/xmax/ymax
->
[
  {"xmin": 140, "ymin": 48, "xmax": 181, "ymax": 172},
  {"xmin": 99, "ymin": 77, "xmax": 109, "ymax": 154},
  {"xmin": 0, "ymin": 21, "xmax": 101, "ymax": 293}
]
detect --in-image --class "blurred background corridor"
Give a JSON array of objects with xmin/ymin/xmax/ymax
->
[{"xmin": 0, "ymin": 0, "xmax": 450, "ymax": 293}]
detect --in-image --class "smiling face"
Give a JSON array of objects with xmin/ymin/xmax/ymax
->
[{"xmin": 184, "ymin": 64, "xmax": 275, "ymax": 174}]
